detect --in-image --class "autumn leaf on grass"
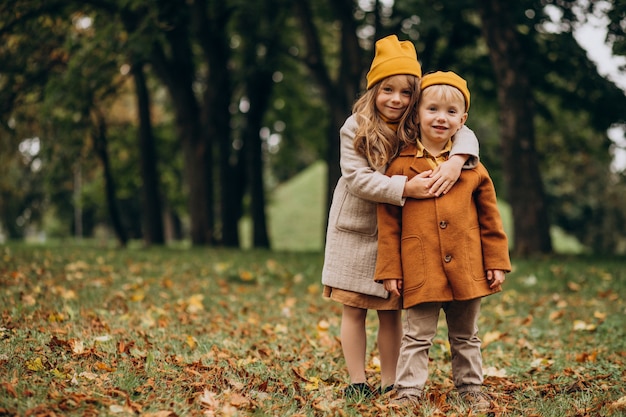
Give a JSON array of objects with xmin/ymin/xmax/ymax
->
[
  {"xmin": 304, "ymin": 376, "xmax": 321, "ymax": 391},
  {"xmin": 549, "ymin": 310, "xmax": 565, "ymax": 321},
  {"xmin": 484, "ymin": 366, "xmax": 507, "ymax": 377},
  {"xmin": 26, "ymin": 357, "xmax": 46, "ymax": 372},
  {"xmin": 186, "ymin": 335, "xmax": 198, "ymax": 350},
  {"xmin": 530, "ymin": 357, "xmax": 554, "ymax": 371},
  {"xmin": 482, "ymin": 331, "xmax": 504, "ymax": 348},
  {"xmin": 573, "ymin": 320, "xmax": 596, "ymax": 331},
  {"xmin": 199, "ymin": 389, "xmax": 220, "ymax": 410},
  {"xmin": 610, "ymin": 396, "xmax": 626, "ymax": 411},
  {"xmin": 186, "ymin": 294, "xmax": 205, "ymax": 313},
  {"xmin": 575, "ymin": 350, "xmax": 598, "ymax": 363},
  {"xmin": 239, "ymin": 269, "xmax": 255, "ymax": 282},
  {"xmin": 69, "ymin": 339, "xmax": 85, "ymax": 355}
]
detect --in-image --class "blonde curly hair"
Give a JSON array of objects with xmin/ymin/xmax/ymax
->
[{"xmin": 352, "ymin": 75, "xmax": 421, "ymax": 170}]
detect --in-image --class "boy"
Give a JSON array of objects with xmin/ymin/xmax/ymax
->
[{"xmin": 374, "ymin": 71, "xmax": 511, "ymax": 412}]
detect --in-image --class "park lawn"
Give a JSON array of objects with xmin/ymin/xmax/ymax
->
[{"xmin": 0, "ymin": 243, "xmax": 625, "ymax": 417}]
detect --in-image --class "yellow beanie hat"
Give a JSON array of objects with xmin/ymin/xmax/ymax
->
[
  {"xmin": 366, "ymin": 35, "xmax": 422, "ymax": 89},
  {"xmin": 420, "ymin": 71, "xmax": 471, "ymax": 111}
]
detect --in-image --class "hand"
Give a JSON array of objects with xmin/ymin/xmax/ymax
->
[
  {"xmin": 427, "ymin": 154, "xmax": 467, "ymax": 196},
  {"xmin": 486, "ymin": 270, "xmax": 506, "ymax": 289},
  {"xmin": 383, "ymin": 279, "xmax": 403, "ymax": 297},
  {"xmin": 403, "ymin": 170, "xmax": 434, "ymax": 199}
]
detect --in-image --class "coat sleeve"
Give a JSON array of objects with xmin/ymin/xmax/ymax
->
[
  {"xmin": 450, "ymin": 125, "xmax": 480, "ymax": 169},
  {"xmin": 474, "ymin": 164, "xmax": 512, "ymax": 272},
  {"xmin": 339, "ymin": 115, "xmax": 408, "ymax": 206},
  {"xmin": 374, "ymin": 159, "xmax": 405, "ymax": 281}
]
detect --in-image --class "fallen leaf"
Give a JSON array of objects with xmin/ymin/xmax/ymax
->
[
  {"xmin": 26, "ymin": 357, "xmax": 45, "ymax": 372},
  {"xmin": 610, "ymin": 396, "xmax": 626, "ymax": 411}
]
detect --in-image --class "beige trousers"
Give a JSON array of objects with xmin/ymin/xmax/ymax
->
[{"xmin": 395, "ymin": 299, "xmax": 484, "ymax": 397}]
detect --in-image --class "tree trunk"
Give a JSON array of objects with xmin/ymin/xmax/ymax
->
[
  {"xmin": 476, "ymin": 0, "xmax": 552, "ymax": 256},
  {"xmin": 131, "ymin": 61, "xmax": 165, "ymax": 246},
  {"xmin": 193, "ymin": 0, "xmax": 240, "ymax": 246},
  {"xmin": 91, "ymin": 108, "xmax": 128, "ymax": 247},
  {"xmin": 150, "ymin": 21, "xmax": 214, "ymax": 246},
  {"xmin": 294, "ymin": 0, "xmax": 362, "ymax": 220}
]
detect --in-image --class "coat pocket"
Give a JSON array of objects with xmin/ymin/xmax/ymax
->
[
  {"xmin": 400, "ymin": 235, "xmax": 426, "ymax": 290},
  {"xmin": 334, "ymin": 188, "xmax": 378, "ymax": 236}
]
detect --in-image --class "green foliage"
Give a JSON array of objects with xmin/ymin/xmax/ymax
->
[
  {"xmin": 1, "ymin": 0, "xmax": 626, "ymax": 253},
  {"xmin": 0, "ymin": 244, "xmax": 625, "ymax": 416}
]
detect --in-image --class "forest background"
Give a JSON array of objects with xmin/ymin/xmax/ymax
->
[{"xmin": 1, "ymin": 0, "xmax": 626, "ymax": 256}]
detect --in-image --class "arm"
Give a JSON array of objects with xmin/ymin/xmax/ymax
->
[
  {"xmin": 339, "ymin": 116, "xmax": 407, "ymax": 205},
  {"xmin": 450, "ymin": 125, "xmax": 479, "ymax": 167},
  {"xmin": 427, "ymin": 125, "xmax": 480, "ymax": 196}
]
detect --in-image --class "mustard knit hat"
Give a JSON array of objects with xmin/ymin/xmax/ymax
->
[
  {"xmin": 366, "ymin": 35, "xmax": 422, "ymax": 90},
  {"xmin": 420, "ymin": 71, "xmax": 471, "ymax": 111}
]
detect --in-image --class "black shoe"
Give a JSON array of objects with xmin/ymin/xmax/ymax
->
[
  {"xmin": 344, "ymin": 383, "xmax": 375, "ymax": 399},
  {"xmin": 380, "ymin": 384, "xmax": 394, "ymax": 395}
]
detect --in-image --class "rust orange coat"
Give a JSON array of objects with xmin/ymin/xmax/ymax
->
[{"xmin": 374, "ymin": 144, "xmax": 511, "ymax": 309}]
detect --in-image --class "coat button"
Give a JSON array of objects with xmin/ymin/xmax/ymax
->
[
  {"xmin": 444, "ymin": 255, "xmax": 452, "ymax": 263},
  {"xmin": 439, "ymin": 221, "xmax": 448, "ymax": 229}
]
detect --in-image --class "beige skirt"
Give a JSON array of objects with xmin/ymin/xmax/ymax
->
[{"xmin": 324, "ymin": 285, "xmax": 402, "ymax": 310}]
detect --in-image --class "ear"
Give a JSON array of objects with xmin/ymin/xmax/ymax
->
[{"xmin": 460, "ymin": 112, "xmax": 468, "ymax": 125}]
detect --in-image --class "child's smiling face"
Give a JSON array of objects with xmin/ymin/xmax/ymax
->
[
  {"xmin": 375, "ymin": 75, "xmax": 414, "ymax": 121},
  {"xmin": 418, "ymin": 85, "xmax": 468, "ymax": 147}
]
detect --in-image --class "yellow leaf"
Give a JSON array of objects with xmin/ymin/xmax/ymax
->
[
  {"xmin": 317, "ymin": 320, "xmax": 330, "ymax": 331},
  {"xmin": 482, "ymin": 331, "xmax": 503, "ymax": 347},
  {"xmin": 51, "ymin": 368, "xmax": 69, "ymax": 379},
  {"xmin": 573, "ymin": 320, "xmax": 596, "ymax": 331},
  {"xmin": 304, "ymin": 376, "xmax": 320, "ymax": 391},
  {"xmin": 593, "ymin": 311, "xmax": 607, "ymax": 321},
  {"xmin": 131, "ymin": 290, "xmax": 145, "ymax": 302},
  {"xmin": 26, "ymin": 357, "xmax": 45, "ymax": 372},
  {"xmin": 567, "ymin": 282, "xmax": 581, "ymax": 291},
  {"xmin": 186, "ymin": 294, "xmax": 204, "ymax": 313},
  {"xmin": 186, "ymin": 335, "xmax": 197, "ymax": 350},
  {"xmin": 48, "ymin": 312, "xmax": 65, "ymax": 323},
  {"xmin": 239, "ymin": 270, "xmax": 254, "ymax": 281},
  {"xmin": 370, "ymin": 356, "xmax": 381, "ymax": 372},
  {"xmin": 307, "ymin": 284, "xmax": 319, "ymax": 295}
]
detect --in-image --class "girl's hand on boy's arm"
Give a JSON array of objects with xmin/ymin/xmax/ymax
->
[
  {"xmin": 486, "ymin": 270, "xmax": 506, "ymax": 288},
  {"xmin": 383, "ymin": 279, "xmax": 403, "ymax": 297},
  {"xmin": 403, "ymin": 170, "xmax": 434, "ymax": 199},
  {"xmin": 428, "ymin": 154, "xmax": 468, "ymax": 196}
]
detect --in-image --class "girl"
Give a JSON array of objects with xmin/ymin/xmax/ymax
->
[{"xmin": 321, "ymin": 35, "xmax": 480, "ymax": 398}]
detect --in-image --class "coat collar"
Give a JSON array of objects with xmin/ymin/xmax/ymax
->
[{"xmin": 398, "ymin": 143, "xmax": 436, "ymax": 173}]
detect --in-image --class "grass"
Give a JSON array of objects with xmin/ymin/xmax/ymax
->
[{"xmin": 1, "ymin": 242, "xmax": 625, "ymax": 416}]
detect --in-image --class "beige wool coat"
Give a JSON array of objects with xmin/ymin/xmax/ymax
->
[
  {"xmin": 374, "ymin": 144, "xmax": 511, "ymax": 307},
  {"xmin": 322, "ymin": 115, "xmax": 480, "ymax": 299}
]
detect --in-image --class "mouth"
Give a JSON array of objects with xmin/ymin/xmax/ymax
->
[{"xmin": 433, "ymin": 125, "xmax": 447, "ymax": 131}]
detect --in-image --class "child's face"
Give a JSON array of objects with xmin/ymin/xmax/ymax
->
[
  {"xmin": 375, "ymin": 75, "xmax": 413, "ymax": 121},
  {"xmin": 418, "ymin": 86, "xmax": 467, "ymax": 146}
]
